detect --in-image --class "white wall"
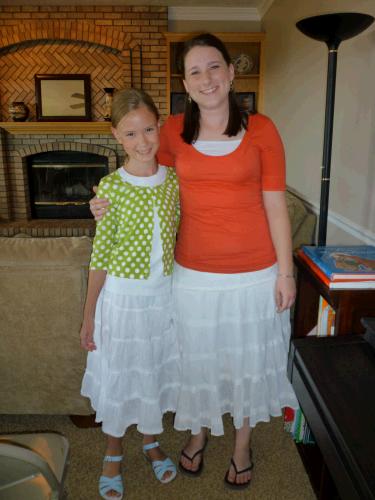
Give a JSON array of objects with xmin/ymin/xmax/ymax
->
[{"xmin": 262, "ymin": 0, "xmax": 375, "ymax": 244}]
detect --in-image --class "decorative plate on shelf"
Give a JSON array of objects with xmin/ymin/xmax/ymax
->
[{"xmin": 232, "ymin": 53, "xmax": 254, "ymax": 75}]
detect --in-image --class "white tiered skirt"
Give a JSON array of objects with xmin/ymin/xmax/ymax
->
[
  {"xmin": 172, "ymin": 262, "xmax": 298, "ymax": 436},
  {"xmin": 81, "ymin": 287, "xmax": 181, "ymax": 438}
]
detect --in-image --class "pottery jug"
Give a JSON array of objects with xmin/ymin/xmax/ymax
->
[
  {"xmin": 9, "ymin": 101, "xmax": 29, "ymax": 122},
  {"xmin": 103, "ymin": 88, "xmax": 115, "ymax": 121}
]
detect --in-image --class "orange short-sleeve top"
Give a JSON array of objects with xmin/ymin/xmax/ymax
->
[{"xmin": 158, "ymin": 113, "xmax": 286, "ymax": 273}]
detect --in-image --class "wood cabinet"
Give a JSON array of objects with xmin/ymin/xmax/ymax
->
[
  {"xmin": 289, "ymin": 334, "xmax": 375, "ymax": 500},
  {"xmin": 163, "ymin": 32, "xmax": 265, "ymax": 116},
  {"xmin": 293, "ymin": 252, "xmax": 375, "ymax": 339},
  {"xmin": 290, "ymin": 252, "xmax": 375, "ymax": 499}
]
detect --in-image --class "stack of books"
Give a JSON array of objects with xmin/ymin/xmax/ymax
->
[
  {"xmin": 298, "ymin": 245, "xmax": 375, "ymax": 289},
  {"xmin": 316, "ymin": 295, "xmax": 336, "ymax": 336},
  {"xmin": 284, "ymin": 407, "xmax": 315, "ymax": 444}
]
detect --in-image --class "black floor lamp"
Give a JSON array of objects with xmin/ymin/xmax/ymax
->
[{"xmin": 296, "ymin": 12, "xmax": 374, "ymax": 246}]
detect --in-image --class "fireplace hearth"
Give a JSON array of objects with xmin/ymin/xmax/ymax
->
[{"xmin": 28, "ymin": 151, "xmax": 108, "ymax": 219}]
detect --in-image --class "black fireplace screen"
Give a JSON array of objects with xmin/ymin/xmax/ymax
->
[{"xmin": 28, "ymin": 151, "xmax": 109, "ymax": 219}]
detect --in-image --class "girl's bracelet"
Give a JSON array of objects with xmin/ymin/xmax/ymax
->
[{"xmin": 277, "ymin": 273, "xmax": 294, "ymax": 279}]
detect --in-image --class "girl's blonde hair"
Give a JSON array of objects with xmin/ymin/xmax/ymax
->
[{"xmin": 111, "ymin": 88, "xmax": 159, "ymax": 128}]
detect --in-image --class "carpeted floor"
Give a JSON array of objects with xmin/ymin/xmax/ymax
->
[{"xmin": 0, "ymin": 413, "xmax": 316, "ymax": 500}]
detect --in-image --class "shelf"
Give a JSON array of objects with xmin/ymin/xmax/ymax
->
[
  {"xmin": 171, "ymin": 73, "xmax": 260, "ymax": 79},
  {"xmin": 0, "ymin": 121, "xmax": 112, "ymax": 135},
  {"xmin": 235, "ymin": 74, "xmax": 260, "ymax": 79}
]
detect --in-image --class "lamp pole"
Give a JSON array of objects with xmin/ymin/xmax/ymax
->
[
  {"xmin": 319, "ymin": 39, "xmax": 339, "ymax": 246},
  {"xmin": 296, "ymin": 13, "xmax": 374, "ymax": 246}
]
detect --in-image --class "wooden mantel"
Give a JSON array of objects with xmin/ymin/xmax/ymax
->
[{"xmin": 0, "ymin": 121, "xmax": 112, "ymax": 135}]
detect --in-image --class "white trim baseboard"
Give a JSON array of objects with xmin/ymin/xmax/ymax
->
[
  {"xmin": 168, "ymin": 7, "xmax": 260, "ymax": 21},
  {"xmin": 287, "ymin": 186, "xmax": 375, "ymax": 245}
]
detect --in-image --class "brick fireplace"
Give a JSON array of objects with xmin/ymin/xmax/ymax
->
[
  {"xmin": 0, "ymin": 4, "xmax": 168, "ymax": 236},
  {"xmin": 0, "ymin": 123, "xmax": 123, "ymax": 236}
]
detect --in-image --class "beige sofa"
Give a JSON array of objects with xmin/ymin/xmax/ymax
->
[
  {"xmin": 0, "ymin": 237, "xmax": 93, "ymax": 415},
  {"xmin": 285, "ymin": 190, "xmax": 317, "ymax": 251},
  {"xmin": 0, "ymin": 190, "xmax": 316, "ymax": 415}
]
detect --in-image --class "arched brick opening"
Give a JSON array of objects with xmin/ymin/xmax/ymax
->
[
  {"xmin": 0, "ymin": 23, "xmax": 134, "ymax": 121},
  {"xmin": 0, "ymin": 21, "xmax": 132, "ymax": 54},
  {"xmin": 18, "ymin": 141, "xmax": 117, "ymax": 171},
  {"xmin": 0, "ymin": 20, "xmax": 158, "ymax": 121}
]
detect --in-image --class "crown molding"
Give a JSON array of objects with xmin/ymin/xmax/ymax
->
[
  {"xmin": 257, "ymin": 0, "xmax": 275, "ymax": 18},
  {"xmin": 168, "ymin": 7, "xmax": 260, "ymax": 21}
]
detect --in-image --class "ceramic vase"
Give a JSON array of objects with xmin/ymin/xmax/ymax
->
[
  {"xmin": 103, "ymin": 88, "xmax": 115, "ymax": 121},
  {"xmin": 9, "ymin": 101, "xmax": 29, "ymax": 122}
]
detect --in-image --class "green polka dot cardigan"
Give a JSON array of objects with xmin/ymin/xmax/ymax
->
[{"xmin": 90, "ymin": 168, "xmax": 180, "ymax": 279}]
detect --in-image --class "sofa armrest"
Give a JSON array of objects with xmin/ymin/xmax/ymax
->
[
  {"xmin": 0, "ymin": 236, "xmax": 93, "ymax": 415},
  {"xmin": 286, "ymin": 190, "xmax": 316, "ymax": 250}
]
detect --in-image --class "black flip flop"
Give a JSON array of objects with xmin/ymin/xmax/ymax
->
[
  {"xmin": 224, "ymin": 450, "xmax": 254, "ymax": 490},
  {"xmin": 178, "ymin": 440, "xmax": 208, "ymax": 477}
]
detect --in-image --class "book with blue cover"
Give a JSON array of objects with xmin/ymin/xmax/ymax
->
[{"xmin": 301, "ymin": 245, "xmax": 375, "ymax": 281}]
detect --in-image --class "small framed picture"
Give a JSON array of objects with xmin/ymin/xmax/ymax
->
[
  {"xmin": 35, "ymin": 74, "xmax": 92, "ymax": 121},
  {"xmin": 170, "ymin": 92, "xmax": 187, "ymax": 115},
  {"xmin": 236, "ymin": 92, "xmax": 256, "ymax": 114}
]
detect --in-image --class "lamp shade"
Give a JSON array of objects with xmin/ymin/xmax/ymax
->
[{"xmin": 296, "ymin": 13, "xmax": 374, "ymax": 49}]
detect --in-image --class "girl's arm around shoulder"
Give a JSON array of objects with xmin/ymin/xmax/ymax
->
[
  {"xmin": 80, "ymin": 269, "xmax": 107, "ymax": 351},
  {"xmin": 263, "ymin": 190, "xmax": 296, "ymax": 312}
]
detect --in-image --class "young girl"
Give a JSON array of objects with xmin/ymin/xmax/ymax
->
[{"xmin": 80, "ymin": 88, "xmax": 180, "ymax": 500}]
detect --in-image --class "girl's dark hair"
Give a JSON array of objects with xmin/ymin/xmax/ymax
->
[{"xmin": 180, "ymin": 33, "xmax": 249, "ymax": 144}]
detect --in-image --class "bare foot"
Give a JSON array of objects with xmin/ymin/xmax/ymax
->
[
  {"xmin": 226, "ymin": 448, "xmax": 253, "ymax": 485},
  {"xmin": 179, "ymin": 431, "xmax": 207, "ymax": 473}
]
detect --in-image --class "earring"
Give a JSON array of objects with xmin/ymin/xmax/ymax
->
[
  {"xmin": 187, "ymin": 94, "xmax": 192, "ymax": 104},
  {"xmin": 230, "ymin": 80, "xmax": 234, "ymax": 92}
]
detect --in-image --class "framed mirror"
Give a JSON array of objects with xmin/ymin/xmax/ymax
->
[{"xmin": 35, "ymin": 74, "xmax": 92, "ymax": 121}]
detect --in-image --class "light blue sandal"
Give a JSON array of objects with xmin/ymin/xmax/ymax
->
[
  {"xmin": 99, "ymin": 455, "xmax": 124, "ymax": 500},
  {"xmin": 143, "ymin": 441, "xmax": 177, "ymax": 484}
]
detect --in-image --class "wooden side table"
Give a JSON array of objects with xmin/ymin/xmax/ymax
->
[
  {"xmin": 293, "ymin": 252, "xmax": 375, "ymax": 338},
  {"xmin": 289, "ymin": 253, "xmax": 375, "ymax": 499},
  {"xmin": 289, "ymin": 334, "xmax": 375, "ymax": 500}
]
